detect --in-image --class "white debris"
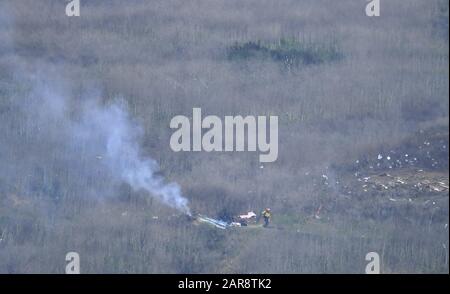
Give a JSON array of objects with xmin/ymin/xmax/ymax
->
[
  {"xmin": 379, "ymin": 184, "xmax": 388, "ymax": 190},
  {"xmin": 396, "ymin": 178, "xmax": 406, "ymax": 184},
  {"xmin": 430, "ymin": 185, "xmax": 443, "ymax": 192},
  {"xmin": 389, "ymin": 198, "xmax": 397, "ymax": 202},
  {"xmin": 322, "ymin": 174, "xmax": 328, "ymax": 180},
  {"xmin": 386, "ymin": 156, "xmax": 391, "ymax": 161},
  {"xmin": 197, "ymin": 215, "xmax": 228, "ymax": 229},
  {"xmin": 239, "ymin": 211, "xmax": 257, "ymax": 219},
  {"xmin": 377, "ymin": 154, "xmax": 383, "ymax": 160}
]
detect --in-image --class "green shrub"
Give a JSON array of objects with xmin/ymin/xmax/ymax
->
[{"xmin": 227, "ymin": 38, "xmax": 343, "ymax": 66}]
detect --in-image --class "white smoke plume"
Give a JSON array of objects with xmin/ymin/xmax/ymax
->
[{"xmin": 77, "ymin": 99, "xmax": 191, "ymax": 215}]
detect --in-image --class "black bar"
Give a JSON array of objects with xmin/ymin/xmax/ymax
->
[{"xmin": 0, "ymin": 274, "xmax": 448, "ymax": 292}]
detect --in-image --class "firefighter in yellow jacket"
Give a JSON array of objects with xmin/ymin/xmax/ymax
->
[{"xmin": 261, "ymin": 208, "xmax": 272, "ymax": 227}]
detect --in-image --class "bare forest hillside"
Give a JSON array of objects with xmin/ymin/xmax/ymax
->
[{"xmin": 0, "ymin": 0, "xmax": 448, "ymax": 273}]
